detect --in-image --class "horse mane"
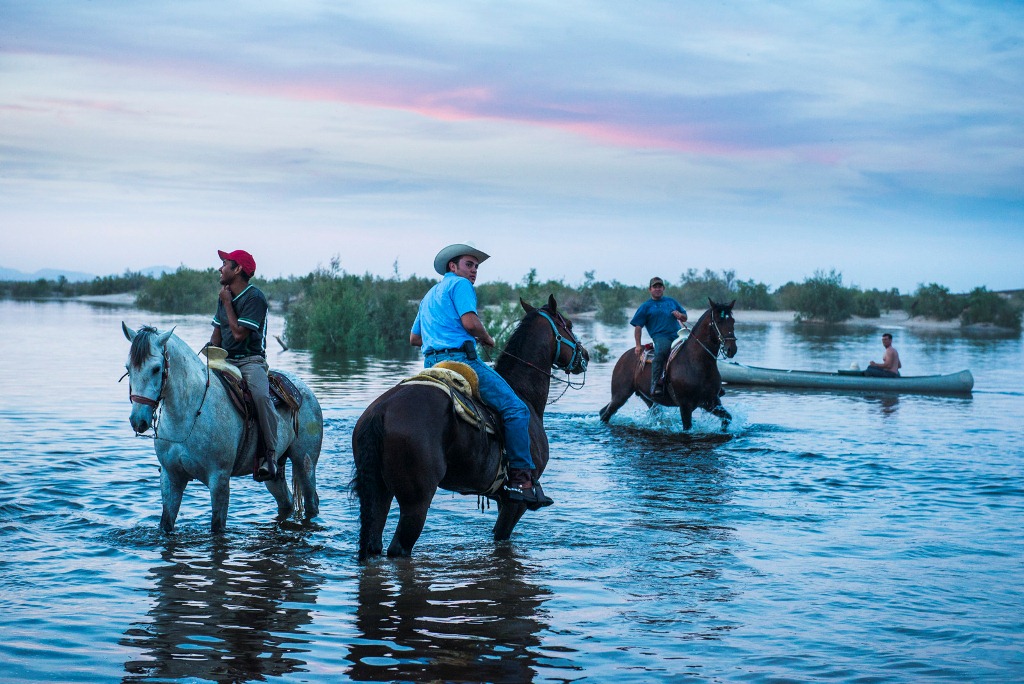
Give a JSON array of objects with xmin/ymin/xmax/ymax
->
[
  {"xmin": 129, "ymin": 326, "xmax": 160, "ymax": 369},
  {"xmin": 494, "ymin": 307, "xmax": 545, "ymax": 374}
]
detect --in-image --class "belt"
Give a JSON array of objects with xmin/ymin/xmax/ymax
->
[
  {"xmin": 424, "ymin": 347, "xmax": 467, "ymax": 356},
  {"xmin": 229, "ymin": 353, "xmax": 265, "ymax": 360}
]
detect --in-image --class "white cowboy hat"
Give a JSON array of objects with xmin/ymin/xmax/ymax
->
[{"xmin": 433, "ymin": 242, "xmax": 490, "ymax": 275}]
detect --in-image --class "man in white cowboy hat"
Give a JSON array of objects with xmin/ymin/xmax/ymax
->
[
  {"xmin": 210, "ymin": 248, "xmax": 279, "ymax": 482},
  {"xmin": 410, "ymin": 242, "xmax": 552, "ymax": 507}
]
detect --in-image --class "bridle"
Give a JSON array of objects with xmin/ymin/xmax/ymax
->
[
  {"xmin": 537, "ymin": 310, "xmax": 588, "ymax": 375},
  {"xmin": 121, "ymin": 339, "xmax": 211, "ymax": 443},
  {"xmin": 495, "ymin": 309, "xmax": 588, "ymax": 402},
  {"xmin": 684, "ymin": 308, "xmax": 738, "ymax": 361}
]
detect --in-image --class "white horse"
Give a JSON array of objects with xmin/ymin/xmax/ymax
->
[{"xmin": 122, "ymin": 323, "xmax": 323, "ymax": 533}]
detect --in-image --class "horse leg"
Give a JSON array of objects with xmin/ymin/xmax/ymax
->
[
  {"xmin": 387, "ymin": 490, "xmax": 435, "ymax": 557},
  {"xmin": 678, "ymin": 404, "xmax": 694, "ymax": 431},
  {"xmin": 711, "ymin": 402, "xmax": 732, "ymax": 431},
  {"xmin": 263, "ymin": 471, "xmax": 294, "ymax": 520},
  {"xmin": 363, "ymin": 489, "xmax": 393, "ymax": 558},
  {"xmin": 159, "ymin": 467, "xmax": 188, "ymax": 534},
  {"xmin": 600, "ymin": 355, "xmax": 640, "ymax": 422},
  {"xmin": 493, "ymin": 500, "xmax": 527, "ymax": 541},
  {"xmin": 286, "ymin": 446, "xmax": 320, "ymax": 520},
  {"xmin": 208, "ymin": 473, "xmax": 230, "ymax": 534}
]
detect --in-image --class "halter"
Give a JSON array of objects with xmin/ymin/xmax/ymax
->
[
  {"xmin": 537, "ymin": 310, "xmax": 588, "ymax": 374},
  {"xmin": 684, "ymin": 308, "xmax": 738, "ymax": 360},
  {"xmin": 122, "ymin": 339, "xmax": 211, "ymax": 443},
  {"xmin": 495, "ymin": 308, "xmax": 588, "ymax": 402}
]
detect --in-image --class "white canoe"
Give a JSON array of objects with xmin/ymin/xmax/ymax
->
[{"xmin": 718, "ymin": 361, "xmax": 974, "ymax": 394}]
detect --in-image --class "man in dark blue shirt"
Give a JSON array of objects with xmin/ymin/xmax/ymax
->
[
  {"xmin": 210, "ymin": 249, "xmax": 278, "ymax": 481},
  {"xmin": 630, "ymin": 276, "xmax": 687, "ymax": 396}
]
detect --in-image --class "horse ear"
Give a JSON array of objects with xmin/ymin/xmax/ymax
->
[
  {"xmin": 520, "ymin": 298, "xmax": 536, "ymax": 313},
  {"xmin": 547, "ymin": 294, "xmax": 557, "ymax": 311},
  {"xmin": 728, "ymin": 299, "xmax": 736, "ymax": 309},
  {"xmin": 122, "ymin": 321, "xmax": 136, "ymax": 342},
  {"xmin": 156, "ymin": 327, "xmax": 176, "ymax": 347},
  {"xmin": 708, "ymin": 297, "xmax": 715, "ymax": 308}
]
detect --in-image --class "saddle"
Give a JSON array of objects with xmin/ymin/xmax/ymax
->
[
  {"xmin": 211, "ymin": 368, "xmax": 302, "ymax": 422},
  {"xmin": 636, "ymin": 342, "xmax": 684, "ymax": 371},
  {"xmin": 400, "ymin": 361, "xmax": 499, "ymax": 435},
  {"xmin": 401, "ymin": 361, "xmax": 505, "ymax": 498}
]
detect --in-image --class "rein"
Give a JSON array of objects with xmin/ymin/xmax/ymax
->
[
  {"xmin": 123, "ymin": 342, "xmax": 212, "ymax": 444},
  {"xmin": 494, "ymin": 309, "xmax": 588, "ymax": 403},
  {"xmin": 682, "ymin": 310, "xmax": 737, "ymax": 361}
]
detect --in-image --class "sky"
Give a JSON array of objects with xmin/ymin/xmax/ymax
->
[{"xmin": 1, "ymin": 1, "xmax": 1022, "ymax": 293}]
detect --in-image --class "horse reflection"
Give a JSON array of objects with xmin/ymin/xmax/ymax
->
[
  {"xmin": 121, "ymin": 539, "xmax": 323, "ymax": 683},
  {"xmin": 347, "ymin": 549, "xmax": 557, "ymax": 683}
]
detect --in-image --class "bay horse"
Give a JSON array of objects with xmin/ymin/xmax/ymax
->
[
  {"xmin": 122, "ymin": 323, "xmax": 323, "ymax": 533},
  {"xmin": 599, "ymin": 299, "xmax": 737, "ymax": 430},
  {"xmin": 352, "ymin": 295, "xmax": 588, "ymax": 559}
]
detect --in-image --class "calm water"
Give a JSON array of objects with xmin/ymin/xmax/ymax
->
[{"xmin": 1, "ymin": 299, "xmax": 1022, "ymax": 683}]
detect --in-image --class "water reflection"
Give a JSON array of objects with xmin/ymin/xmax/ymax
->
[
  {"xmin": 121, "ymin": 537, "xmax": 324, "ymax": 683},
  {"xmin": 602, "ymin": 426, "xmax": 740, "ymax": 637},
  {"xmin": 347, "ymin": 548, "xmax": 557, "ymax": 683}
]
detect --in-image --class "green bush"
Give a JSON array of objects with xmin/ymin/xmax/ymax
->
[
  {"xmin": 960, "ymin": 287, "xmax": 1022, "ymax": 330},
  {"xmin": 852, "ymin": 290, "xmax": 881, "ymax": 318},
  {"xmin": 135, "ymin": 267, "xmax": 218, "ymax": 314},
  {"xmin": 285, "ymin": 267, "xmax": 417, "ymax": 355},
  {"xmin": 677, "ymin": 268, "xmax": 736, "ymax": 306},
  {"xmin": 735, "ymin": 279, "xmax": 775, "ymax": 310},
  {"xmin": 909, "ymin": 283, "xmax": 961, "ymax": 320},
  {"xmin": 792, "ymin": 270, "xmax": 854, "ymax": 323}
]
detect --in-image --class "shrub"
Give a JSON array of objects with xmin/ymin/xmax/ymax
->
[
  {"xmin": 792, "ymin": 270, "xmax": 853, "ymax": 323},
  {"xmin": 852, "ymin": 290, "xmax": 881, "ymax": 318},
  {"xmin": 735, "ymin": 279, "xmax": 775, "ymax": 310},
  {"xmin": 135, "ymin": 267, "xmax": 218, "ymax": 314},
  {"xmin": 284, "ymin": 267, "xmax": 417, "ymax": 355},
  {"xmin": 909, "ymin": 283, "xmax": 961, "ymax": 320},
  {"xmin": 960, "ymin": 287, "xmax": 1022, "ymax": 330},
  {"xmin": 677, "ymin": 268, "xmax": 735, "ymax": 306}
]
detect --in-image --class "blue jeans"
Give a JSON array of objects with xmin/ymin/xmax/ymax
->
[
  {"xmin": 865, "ymin": 366, "xmax": 899, "ymax": 378},
  {"xmin": 424, "ymin": 351, "xmax": 534, "ymax": 472},
  {"xmin": 650, "ymin": 335, "xmax": 674, "ymax": 393}
]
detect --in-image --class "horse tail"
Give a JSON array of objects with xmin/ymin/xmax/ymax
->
[
  {"xmin": 352, "ymin": 410, "xmax": 387, "ymax": 560},
  {"xmin": 291, "ymin": 462, "xmax": 305, "ymax": 520}
]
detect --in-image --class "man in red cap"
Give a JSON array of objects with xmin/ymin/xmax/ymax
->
[{"xmin": 210, "ymin": 249, "xmax": 278, "ymax": 481}]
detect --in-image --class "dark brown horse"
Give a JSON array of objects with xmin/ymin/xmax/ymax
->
[
  {"xmin": 599, "ymin": 299, "xmax": 737, "ymax": 430},
  {"xmin": 352, "ymin": 295, "xmax": 588, "ymax": 559}
]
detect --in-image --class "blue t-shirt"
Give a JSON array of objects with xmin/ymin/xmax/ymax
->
[
  {"xmin": 411, "ymin": 273, "xmax": 478, "ymax": 352},
  {"xmin": 630, "ymin": 297, "xmax": 686, "ymax": 339}
]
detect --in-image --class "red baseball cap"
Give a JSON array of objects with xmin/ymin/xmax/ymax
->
[{"xmin": 217, "ymin": 249, "xmax": 256, "ymax": 277}]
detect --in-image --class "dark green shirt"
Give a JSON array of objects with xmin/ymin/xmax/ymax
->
[{"xmin": 211, "ymin": 284, "xmax": 269, "ymax": 358}]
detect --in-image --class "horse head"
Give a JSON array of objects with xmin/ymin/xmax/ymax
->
[
  {"xmin": 520, "ymin": 295, "xmax": 589, "ymax": 374},
  {"xmin": 707, "ymin": 298, "xmax": 738, "ymax": 359},
  {"xmin": 122, "ymin": 322, "xmax": 175, "ymax": 434}
]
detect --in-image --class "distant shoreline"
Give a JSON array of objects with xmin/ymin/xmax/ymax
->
[{"xmin": 48, "ymin": 293, "xmax": 1014, "ymax": 333}]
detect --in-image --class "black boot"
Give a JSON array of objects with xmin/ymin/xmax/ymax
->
[
  {"xmin": 504, "ymin": 469, "xmax": 554, "ymax": 509},
  {"xmin": 255, "ymin": 451, "xmax": 277, "ymax": 482}
]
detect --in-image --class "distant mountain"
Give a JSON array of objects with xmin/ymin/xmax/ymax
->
[
  {"xmin": 0, "ymin": 266, "xmax": 97, "ymax": 282},
  {"xmin": 0, "ymin": 265, "xmax": 175, "ymax": 282}
]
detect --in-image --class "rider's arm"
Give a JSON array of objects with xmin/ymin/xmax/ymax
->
[
  {"xmin": 410, "ymin": 332, "xmax": 423, "ymax": 346},
  {"xmin": 211, "ymin": 327, "xmax": 222, "ymax": 346},
  {"xmin": 219, "ymin": 286, "xmax": 253, "ymax": 342},
  {"xmin": 634, "ymin": 326, "xmax": 644, "ymax": 354},
  {"xmin": 460, "ymin": 312, "xmax": 495, "ymax": 347}
]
